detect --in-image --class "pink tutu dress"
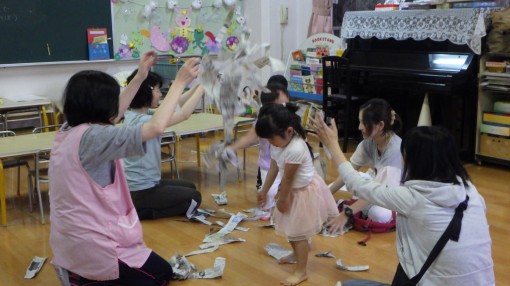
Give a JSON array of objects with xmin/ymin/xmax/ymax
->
[{"xmin": 271, "ymin": 137, "xmax": 339, "ymax": 241}]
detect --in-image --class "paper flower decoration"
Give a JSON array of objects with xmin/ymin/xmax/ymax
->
[
  {"xmin": 143, "ymin": 1, "xmax": 158, "ymax": 18},
  {"xmin": 213, "ymin": 0, "xmax": 223, "ymax": 8},
  {"xmin": 191, "ymin": 0, "xmax": 202, "ymax": 9},
  {"xmin": 236, "ymin": 15, "xmax": 245, "ymax": 25},
  {"xmin": 167, "ymin": 0, "xmax": 178, "ymax": 9}
]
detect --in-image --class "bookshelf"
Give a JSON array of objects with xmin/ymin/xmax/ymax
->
[
  {"xmin": 284, "ymin": 33, "xmax": 345, "ymax": 103},
  {"xmin": 475, "ymin": 53, "xmax": 510, "ymax": 166}
]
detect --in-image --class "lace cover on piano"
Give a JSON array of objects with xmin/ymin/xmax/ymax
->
[{"xmin": 341, "ymin": 8, "xmax": 501, "ymax": 54}]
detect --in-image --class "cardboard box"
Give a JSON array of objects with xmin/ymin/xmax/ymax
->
[{"xmin": 479, "ymin": 133, "xmax": 510, "ymax": 160}]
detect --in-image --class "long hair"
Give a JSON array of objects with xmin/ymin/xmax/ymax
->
[
  {"xmin": 255, "ymin": 103, "xmax": 313, "ymax": 159},
  {"xmin": 401, "ymin": 126, "xmax": 470, "ymax": 185},
  {"xmin": 360, "ymin": 98, "xmax": 402, "ymax": 135},
  {"xmin": 126, "ymin": 69, "xmax": 163, "ymax": 109},
  {"xmin": 63, "ymin": 70, "xmax": 120, "ymax": 126}
]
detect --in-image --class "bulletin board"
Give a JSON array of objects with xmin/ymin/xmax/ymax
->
[
  {"xmin": 112, "ymin": 0, "xmax": 246, "ymax": 60},
  {"xmin": 0, "ymin": 0, "xmax": 113, "ymax": 65}
]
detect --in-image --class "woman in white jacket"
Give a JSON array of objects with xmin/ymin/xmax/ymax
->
[{"xmin": 313, "ymin": 118, "xmax": 494, "ymax": 286}]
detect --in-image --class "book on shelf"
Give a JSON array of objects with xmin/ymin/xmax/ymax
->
[
  {"xmin": 292, "ymin": 50, "xmax": 305, "ymax": 62},
  {"xmin": 451, "ymin": 1, "xmax": 498, "ymax": 8},
  {"xmin": 302, "ymin": 75, "xmax": 315, "ymax": 94},
  {"xmin": 494, "ymin": 101, "xmax": 510, "ymax": 114},
  {"xmin": 289, "ymin": 76, "xmax": 304, "ymax": 92},
  {"xmin": 315, "ymin": 78, "xmax": 324, "ymax": 95},
  {"xmin": 481, "ymin": 122, "xmax": 510, "ymax": 137},
  {"xmin": 483, "ymin": 112, "xmax": 510, "ymax": 126}
]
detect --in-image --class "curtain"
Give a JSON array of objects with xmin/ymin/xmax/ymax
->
[{"xmin": 308, "ymin": 0, "xmax": 333, "ymax": 36}]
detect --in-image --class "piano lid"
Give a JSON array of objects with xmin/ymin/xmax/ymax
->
[{"xmin": 346, "ymin": 38, "xmax": 475, "ymax": 75}]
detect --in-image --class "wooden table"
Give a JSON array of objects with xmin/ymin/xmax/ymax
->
[
  {"xmin": 0, "ymin": 97, "xmax": 54, "ymax": 129},
  {"xmin": 0, "ymin": 132, "xmax": 54, "ymax": 225}
]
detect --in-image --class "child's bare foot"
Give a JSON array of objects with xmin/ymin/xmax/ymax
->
[
  {"xmin": 280, "ymin": 272, "xmax": 308, "ymax": 286},
  {"xmin": 278, "ymin": 253, "xmax": 296, "ymax": 264}
]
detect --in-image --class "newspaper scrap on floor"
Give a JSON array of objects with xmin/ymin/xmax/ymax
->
[
  {"xmin": 243, "ymin": 208, "xmax": 271, "ymax": 221},
  {"xmin": 258, "ymin": 223, "xmax": 275, "ymax": 228},
  {"xmin": 315, "ymin": 251, "xmax": 335, "ymax": 258},
  {"xmin": 335, "ymin": 259, "xmax": 369, "ymax": 272},
  {"xmin": 189, "ymin": 257, "xmax": 226, "ymax": 279},
  {"xmin": 265, "ymin": 243, "xmax": 296, "ymax": 264},
  {"xmin": 184, "ymin": 245, "xmax": 220, "ymax": 257},
  {"xmin": 320, "ymin": 227, "xmax": 346, "ymax": 238},
  {"xmin": 24, "ymin": 256, "xmax": 47, "ymax": 279},
  {"xmin": 216, "ymin": 220, "xmax": 250, "ymax": 232},
  {"xmin": 199, "ymin": 30, "xmax": 285, "ymax": 205},
  {"xmin": 186, "ymin": 200, "xmax": 213, "ymax": 225},
  {"xmin": 211, "ymin": 191, "xmax": 228, "ymax": 206},
  {"xmin": 170, "ymin": 254, "xmax": 226, "ymax": 280},
  {"xmin": 218, "ymin": 208, "xmax": 235, "ymax": 217},
  {"xmin": 203, "ymin": 212, "xmax": 247, "ymax": 243},
  {"xmin": 200, "ymin": 236, "xmax": 246, "ymax": 249},
  {"xmin": 169, "ymin": 255, "xmax": 197, "ymax": 280}
]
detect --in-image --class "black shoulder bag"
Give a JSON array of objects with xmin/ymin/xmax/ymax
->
[{"xmin": 391, "ymin": 196, "xmax": 469, "ymax": 286}]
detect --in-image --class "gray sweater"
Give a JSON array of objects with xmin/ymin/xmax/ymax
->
[{"xmin": 338, "ymin": 162, "xmax": 494, "ymax": 286}]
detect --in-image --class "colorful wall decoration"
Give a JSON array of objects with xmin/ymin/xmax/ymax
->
[{"xmin": 112, "ymin": 0, "xmax": 245, "ymax": 60}]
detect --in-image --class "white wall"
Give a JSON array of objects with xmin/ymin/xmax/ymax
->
[
  {"xmin": 0, "ymin": 0, "xmax": 312, "ymax": 107},
  {"xmin": 244, "ymin": 0, "xmax": 313, "ymax": 82},
  {"xmin": 0, "ymin": 61, "xmax": 138, "ymax": 111}
]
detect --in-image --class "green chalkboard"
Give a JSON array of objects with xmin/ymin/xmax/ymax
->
[{"xmin": 0, "ymin": 0, "xmax": 113, "ymax": 65}]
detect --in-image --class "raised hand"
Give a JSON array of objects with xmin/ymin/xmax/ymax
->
[
  {"xmin": 309, "ymin": 114, "xmax": 339, "ymax": 150},
  {"xmin": 174, "ymin": 57, "xmax": 200, "ymax": 87},
  {"xmin": 136, "ymin": 51, "xmax": 157, "ymax": 80}
]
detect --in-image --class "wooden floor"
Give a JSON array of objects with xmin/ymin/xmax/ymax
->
[{"xmin": 0, "ymin": 133, "xmax": 508, "ymax": 285}]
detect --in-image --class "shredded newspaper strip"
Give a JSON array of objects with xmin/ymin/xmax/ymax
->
[
  {"xmin": 203, "ymin": 212, "xmax": 247, "ymax": 243},
  {"xmin": 215, "ymin": 220, "xmax": 250, "ymax": 232},
  {"xmin": 24, "ymin": 256, "xmax": 47, "ymax": 279},
  {"xmin": 335, "ymin": 259, "xmax": 370, "ymax": 272},
  {"xmin": 184, "ymin": 245, "xmax": 220, "ymax": 257},
  {"xmin": 186, "ymin": 200, "xmax": 213, "ymax": 225},
  {"xmin": 264, "ymin": 243, "xmax": 296, "ymax": 264},
  {"xmin": 169, "ymin": 255, "xmax": 226, "ymax": 279},
  {"xmin": 315, "ymin": 251, "xmax": 335, "ymax": 258},
  {"xmin": 199, "ymin": 236, "xmax": 246, "ymax": 249},
  {"xmin": 198, "ymin": 31, "xmax": 284, "ymax": 205}
]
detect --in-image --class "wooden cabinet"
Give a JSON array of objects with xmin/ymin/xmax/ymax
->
[{"xmin": 475, "ymin": 53, "xmax": 510, "ymax": 166}]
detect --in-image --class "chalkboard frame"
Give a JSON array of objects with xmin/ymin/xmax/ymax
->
[{"xmin": 0, "ymin": 0, "xmax": 114, "ymax": 67}]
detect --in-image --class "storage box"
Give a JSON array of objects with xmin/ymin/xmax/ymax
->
[
  {"xmin": 486, "ymin": 61, "xmax": 506, "ymax": 73},
  {"xmin": 479, "ymin": 133, "xmax": 510, "ymax": 160}
]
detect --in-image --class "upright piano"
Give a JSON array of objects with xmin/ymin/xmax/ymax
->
[
  {"xmin": 339, "ymin": 8, "xmax": 499, "ymax": 161},
  {"xmin": 344, "ymin": 37, "xmax": 478, "ymax": 161}
]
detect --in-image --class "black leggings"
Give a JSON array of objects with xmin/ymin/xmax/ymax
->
[
  {"xmin": 130, "ymin": 179, "xmax": 202, "ymax": 220},
  {"xmin": 68, "ymin": 251, "xmax": 173, "ymax": 286}
]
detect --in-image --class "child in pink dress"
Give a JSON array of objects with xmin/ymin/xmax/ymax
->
[{"xmin": 255, "ymin": 103, "xmax": 339, "ymax": 286}]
